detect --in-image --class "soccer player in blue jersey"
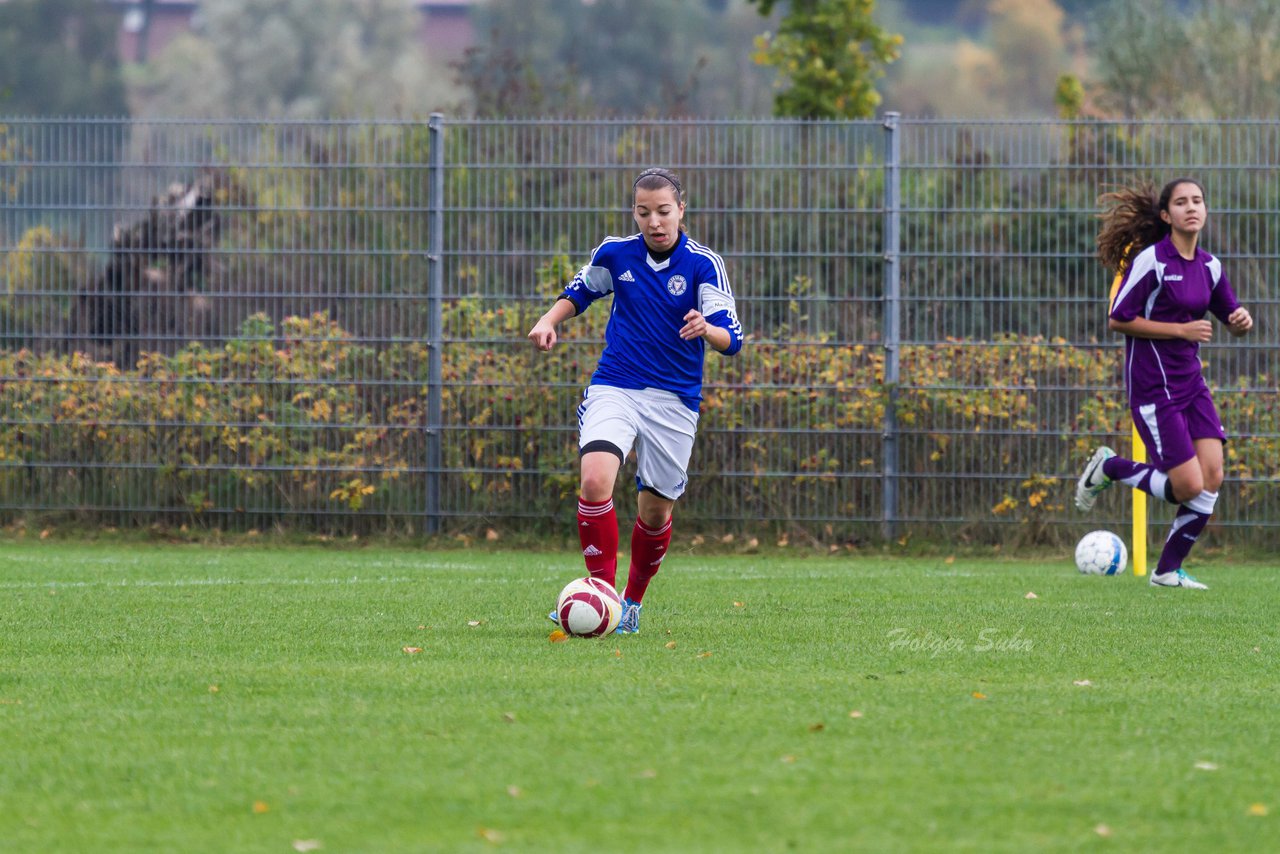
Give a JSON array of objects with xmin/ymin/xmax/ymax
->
[
  {"xmin": 529, "ymin": 167, "xmax": 744, "ymax": 632},
  {"xmin": 1076, "ymin": 178, "xmax": 1253, "ymax": 589}
]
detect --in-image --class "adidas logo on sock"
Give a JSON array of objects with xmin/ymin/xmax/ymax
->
[
  {"xmin": 618, "ymin": 270, "xmax": 636, "ymax": 282},
  {"xmin": 582, "ymin": 545, "xmax": 603, "ymax": 557}
]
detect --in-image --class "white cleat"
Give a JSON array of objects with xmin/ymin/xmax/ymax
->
[
  {"xmin": 1074, "ymin": 446, "xmax": 1116, "ymax": 511},
  {"xmin": 1150, "ymin": 569, "xmax": 1208, "ymax": 590}
]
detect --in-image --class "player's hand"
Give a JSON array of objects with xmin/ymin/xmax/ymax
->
[
  {"xmin": 528, "ymin": 321, "xmax": 558, "ymax": 351},
  {"xmin": 1227, "ymin": 307, "xmax": 1253, "ymax": 336},
  {"xmin": 1179, "ymin": 319, "xmax": 1213, "ymax": 342},
  {"xmin": 679, "ymin": 309, "xmax": 708, "ymax": 341}
]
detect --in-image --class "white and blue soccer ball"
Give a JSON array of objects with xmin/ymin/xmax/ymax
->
[{"xmin": 1074, "ymin": 530, "xmax": 1128, "ymax": 576}]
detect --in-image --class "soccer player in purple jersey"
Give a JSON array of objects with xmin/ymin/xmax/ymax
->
[
  {"xmin": 1076, "ymin": 178, "xmax": 1254, "ymax": 589},
  {"xmin": 528, "ymin": 167, "xmax": 744, "ymax": 631}
]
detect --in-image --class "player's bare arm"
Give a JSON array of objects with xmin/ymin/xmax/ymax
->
[
  {"xmin": 679, "ymin": 309, "xmax": 731, "ymax": 351},
  {"xmin": 1110, "ymin": 316, "xmax": 1213, "ymax": 342},
  {"xmin": 1227, "ymin": 306, "xmax": 1253, "ymax": 336},
  {"xmin": 528, "ymin": 298, "xmax": 578, "ymax": 351}
]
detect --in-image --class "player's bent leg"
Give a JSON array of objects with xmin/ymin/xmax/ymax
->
[
  {"xmin": 1164, "ymin": 456, "xmax": 1205, "ymax": 506},
  {"xmin": 1074, "ymin": 446, "xmax": 1116, "ymax": 511}
]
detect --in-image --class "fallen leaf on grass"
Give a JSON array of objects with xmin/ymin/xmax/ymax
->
[
  {"xmin": 1094, "ymin": 824, "xmax": 1112, "ymax": 838},
  {"xmin": 849, "ymin": 710, "xmax": 864, "ymax": 719},
  {"xmin": 292, "ymin": 841, "xmax": 323, "ymax": 853},
  {"xmin": 549, "ymin": 629, "xmax": 568, "ymax": 642},
  {"xmin": 506, "ymin": 785, "xmax": 522, "ymax": 798},
  {"xmin": 1247, "ymin": 803, "xmax": 1268, "ymax": 817},
  {"xmin": 1193, "ymin": 761, "xmax": 1218, "ymax": 771},
  {"xmin": 501, "ymin": 712, "xmax": 516, "ymax": 723},
  {"xmin": 1025, "ymin": 592, "xmax": 1038, "ymax": 599},
  {"xmin": 808, "ymin": 723, "xmax": 825, "ymax": 732},
  {"xmin": 252, "ymin": 801, "xmax": 270, "ymax": 814},
  {"xmin": 1073, "ymin": 680, "xmax": 1093, "ymax": 687},
  {"xmin": 971, "ymin": 692, "xmax": 987, "ymax": 700},
  {"xmin": 402, "ymin": 647, "xmax": 423, "ymax": 655},
  {"xmin": 613, "ymin": 649, "xmax": 622, "ymax": 658},
  {"xmin": 664, "ymin": 641, "xmax": 677, "ymax": 649},
  {"xmin": 208, "ymin": 685, "xmax": 220, "ymax": 693},
  {"xmin": 478, "ymin": 827, "xmax": 505, "ymax": 843},
  {"xmin": 467, "ymin": 620, "xmax": 484, "ymax": 627},
  {"xmin": 732, "ymin": 601, "xmax": 744, "ymax": 608},
  {"xmin": 780, "ymin": 754, "xmax": 796, "ymax": 764},
  {"xmin": 696, "ymin": 651, "xmax": 713, "ymax": 659}
]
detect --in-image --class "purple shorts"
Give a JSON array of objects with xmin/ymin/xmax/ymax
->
[{"xmin": 1131, "ymin": 386, "xmax": 1227, "ymax": 471}]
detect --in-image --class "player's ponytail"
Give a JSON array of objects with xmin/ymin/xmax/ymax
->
[{"xmin": 1096, "ymin": 177, "xmax": 1205, "ymax": 272}]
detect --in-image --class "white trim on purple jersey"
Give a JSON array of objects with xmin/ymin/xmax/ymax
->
[{"xmin": 1109, "ymin": 235, "xmax": 1241, "ymax": 406}]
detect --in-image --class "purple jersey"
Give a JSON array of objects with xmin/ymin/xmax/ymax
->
[{"xmin": 1109, "ymin": 235, "xmax": 1240, "ymax": 407}]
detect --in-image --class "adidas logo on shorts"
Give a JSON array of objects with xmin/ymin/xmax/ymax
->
[{"xmin": 618, "ymin": 270, "xmax": 636, "ymax": 282}]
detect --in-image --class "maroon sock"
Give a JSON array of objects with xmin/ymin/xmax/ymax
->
[
  {"xmin": 577, "ymin": 497, "xmax": 618, "ymax": 586},
  {"xmin": 623, "ymin": 517, "xmax": 672, "ymax": 604}
]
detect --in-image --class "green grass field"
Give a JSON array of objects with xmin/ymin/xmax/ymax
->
[{"xmin": 2, "ymin": 541, "xmax": 1276, "ymax": 852}]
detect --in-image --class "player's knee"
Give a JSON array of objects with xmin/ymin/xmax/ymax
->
[
  {"xmin": 1169, "ymin": 473, "xmax": 1203, "ymax": 505},
  {"xmin": 579, "ymin": 474, "xmax": 614, "ymax": 502},
  {"xmin": 638, "ymin": 506, "xmax": 672, "ymax": 529},
  {"xmin": 1202, "ymin": 467, "xmax": 1225, "ymax": 493}
]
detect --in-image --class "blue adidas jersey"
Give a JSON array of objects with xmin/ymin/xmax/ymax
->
[{"xmin": 560, "ymin": 232, "xmax": 743, "ymax": 410}]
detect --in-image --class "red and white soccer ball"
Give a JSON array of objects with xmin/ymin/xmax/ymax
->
[
  {"xmin": 555, "ymin": 577, "xmax": 622, "ymax": 637},
  {"xmin": 1074, "ymin": 530, "xmax": 1128, "ymax": 576}
]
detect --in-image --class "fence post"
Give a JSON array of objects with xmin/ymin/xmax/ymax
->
[
  {"xmin": 425, "ymin": 113, "xmax": 445, "ymax": 534},
  {"xmin": 881, "ymin": 112, "xmax": 902, "ymax": 542}
]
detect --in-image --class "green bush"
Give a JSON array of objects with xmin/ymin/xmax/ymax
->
[{"xmin": 1, "ymin": 307, "xmax": 1275, "ymax": 542}]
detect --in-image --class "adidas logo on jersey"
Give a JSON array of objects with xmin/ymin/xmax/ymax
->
[
  {"xmin": 582, "ymin": 544, "xmax": 604, "ymax": 557},
  {"xmin": 618, "ymin": 270, "xmax": 636, "ymax": 282}
]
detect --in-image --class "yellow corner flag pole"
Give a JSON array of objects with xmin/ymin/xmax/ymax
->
[
  {"xmin": 1131, "ymin": 423, "xmax": 1148, "ymax": 576},
  {"xmin": 1110, "ymin": 265, "xmax": 1147, "ymax": 576}
]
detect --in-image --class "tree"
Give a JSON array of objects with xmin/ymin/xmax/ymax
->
[
  {"xmin": 1092, "ymin": 0, "xmax": 1280, "ymax": 118},
  {"xmin": 457, "ymin": 0, "xmax": 776, "ymax": 118},
  {"xmin": 129, "ymin": 0, "xmax": 459, "ymax": 118},
  {"xmin": 876, "ymin": 0, "xmax": 1081, "ymax": 118},
  {"xmin": 0, "ymin": 0, "xmax": 128, "ymax": 116},
  {"xmin": 747, "ymin": 0, "xmax": 902, "ymax": 118}
]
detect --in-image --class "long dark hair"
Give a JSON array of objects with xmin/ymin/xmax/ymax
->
[{"xmin": 1096, "ymin": 177, "xmax": 1205, "ymax": 271}]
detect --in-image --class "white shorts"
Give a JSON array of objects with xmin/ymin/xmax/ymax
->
[{"xmin": 577, "ymin": 385, "xmax": 699, "ymax": 500}]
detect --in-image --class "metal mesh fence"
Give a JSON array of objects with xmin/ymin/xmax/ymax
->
[{"xmin": 0, "ymin": 116, "xmax": 1276, "ymax": 544}]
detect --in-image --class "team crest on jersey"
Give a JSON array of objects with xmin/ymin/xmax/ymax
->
[{"xmin": 666, "ymin": 274, "xmax": 688, "ymax": 296}]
